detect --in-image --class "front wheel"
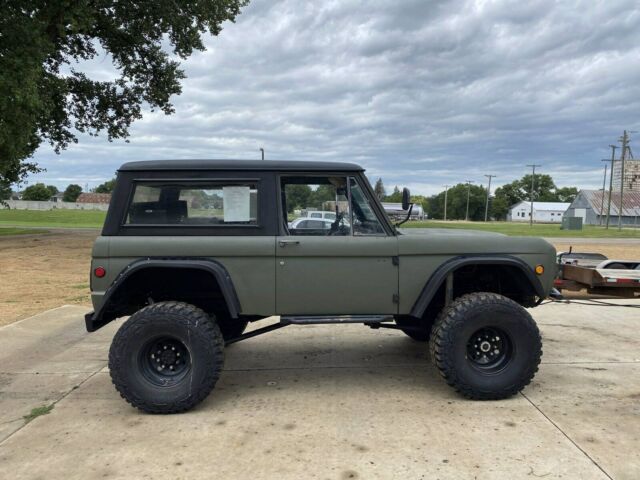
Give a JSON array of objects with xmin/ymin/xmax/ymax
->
[
  {"xmin": 429, "ymin": 292, "xmax": 542, "ymax": 400},
  {"xmin": 109, "ymin": 301, "xmax": 224, "ymax": 414}
]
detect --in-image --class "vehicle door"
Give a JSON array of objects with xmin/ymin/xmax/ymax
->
[{"xmin": 276, "ymin": 174, "xmax": 398, "ymax": 315}]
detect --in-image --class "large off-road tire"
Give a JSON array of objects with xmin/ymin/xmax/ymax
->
[
  {"xmin": 429, "ymin": 292, "xmax": 542, "ymax": 400},
  {"xmin": 215, "ymin": 314, "xmax": 249, "ymax": 342},
  {"xmin": 394, "ymin": 315, "xmax": 431, "ymax": 342},
  {"xmin": 109, "ymin": 301, "xmax": 224, "ymax": 414}
]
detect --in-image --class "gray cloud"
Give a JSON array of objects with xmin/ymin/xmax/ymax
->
[{"xmin": 32, "ymin": 0, "xmax": 640, "ymax": 195}]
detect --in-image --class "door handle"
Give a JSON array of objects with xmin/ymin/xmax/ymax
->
[{"xmin": 279, "ymin": 239, "xmax": 300, "ymax": 247}]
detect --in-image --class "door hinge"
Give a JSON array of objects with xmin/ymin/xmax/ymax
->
[
  {"xmin": 392, "ymin": 256, "xmax": 399, "ymax": 266},
  {"xmin": 392, "ymin": 294, "xmax": 399, "ymax": 304}
]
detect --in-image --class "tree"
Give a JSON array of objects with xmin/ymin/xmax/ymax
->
[
  {"xmin": 0, "ymin": 180, "xmax": 11, "ymax": 201},
  {"xmin": 555, "ymin": 186, "xmax": 578, "ymax": 203},
  {"xmin": 0, "ymin": 1, "xmax": 248, "ymax": 187},
  {"xmin": 490, "ymin": 196, "xmax": 510, "ymax": 220},
  {"xmin": 63, "ymin": 184, "xmax": 82, "ymax": 202},
  {"xmin": 94, "ymin": 178, "xmax": 116, "ymax": 194},
  {"xmin": 374, "ymin": 178, "xmax": 386, "ymax": 200},
  {"xmin": 427, "ymin": 183, "xmax": 486, "ymax": 220},
  {"xmin": 385, "ymin": 186, "xmax": 402, "ymax": 202},
  {"xmin": 22, "ymin": 183, "xmax": 52, "ymax": 201},
  {"xmin": 46, "ymin": 185, "xmax": 58, "ymax": 197}
]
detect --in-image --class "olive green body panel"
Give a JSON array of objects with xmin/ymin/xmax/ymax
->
[
  {"xmin": 397, "ymin": 230, "xmax": 557, "ymax": 313},
  {"xmin": 90, "ymin": 229, "xmax": 556, "ymax": 318},
  {"xmin": 275, "ymin": 235, "xmax": 398, "ymax": 314},
  {"xmin": 90, "ymin": 236, "xmax": 276, "ymax": 315}
]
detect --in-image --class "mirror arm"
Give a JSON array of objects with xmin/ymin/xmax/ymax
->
[{"xmin": 395, "ymin": 203, "xmax": 414, "ymax": 227}]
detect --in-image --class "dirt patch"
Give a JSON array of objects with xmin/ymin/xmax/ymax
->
[
  {"xmin": 0, "ymin": 230, "xmax": 98, "ymax": 326},
  {"xmin": 552, "ymin": 242, "xmax": 640, "ymax": 260}
]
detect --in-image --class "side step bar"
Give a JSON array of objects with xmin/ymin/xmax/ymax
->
[
  {"xmin": 225, "ymin": 315, "xmax": 395, "ymax": 345},
  {"xmin": 281, "ymin": 315, "xmax": 394, "ymax": 325}
]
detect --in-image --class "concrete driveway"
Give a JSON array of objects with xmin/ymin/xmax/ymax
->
[{"xmin": 0, "ymin": 302, "xmax": 638, "ymax": 479}]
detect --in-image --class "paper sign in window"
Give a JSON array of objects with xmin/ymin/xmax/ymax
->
[{"xmin": 223, "ymin": 186, "xmax": 251, "ymax": 222}]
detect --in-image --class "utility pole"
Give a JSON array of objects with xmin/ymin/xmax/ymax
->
[
  {"xmin": 465, "ymin": 180, "xmax": 474, "ymax": 221},
  {"xmin": 260, "ymin": 148, "xmax": 265, "ymax": 160},
  {"xmin": 526, "ymin": 164, "xmax": 541, "ymax": 227},
  {"xmin": 484, "ymin": 174, "xmax": 496, "ymax": 222},
  {"xmin": 443, "ymin": 185, "xmax": 450, "ymax": 221},
  {"xmin": 603, "ymin": 145, "xmax": 617, "ymax": 229},
  {"xmin": 599, "ymin": 163, "xmax": 607, "ymax": 226},
  {"xmin": 618, "ymin": 131, "xmax": 630, "ymax": 231}
]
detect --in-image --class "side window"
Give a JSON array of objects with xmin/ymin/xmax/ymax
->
[
  {"xmin": 282, "ymin": 176, "xmax": 351, "ymax": 236},
  {"xmin": 349, "ymin": 177, "xmax": 385, "ymax": 235},
  {"xmin": 309, "ymin": 212, "xmax": 322, "ymax": 218},
  {"xmin": 125, "ymin": 182, "xmax": 258, "ymax": 225}
]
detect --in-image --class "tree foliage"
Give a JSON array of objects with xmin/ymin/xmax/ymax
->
[
  {"xmin": 0, "ymin": 0, "xmax": 248, "ymax": 186},
  {"xmin": 22, "ymin": 182, "xmax": 54, "ymax": 201},
  {"xmin": 63, "ymin": 184, "xmax": 83, "ymax": 202},
  {"xmin": 373, "ymin": 178, "xmax": 386, "ymax": 199},
  {"xmin": 94, "ymin": 178, "xmax": 116, "ymax": 193},
  {"xmin": 428, "ymin": 183, "xmax": 487, "ymax": 221}
]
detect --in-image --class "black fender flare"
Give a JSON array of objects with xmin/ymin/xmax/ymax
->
[
  {"xmin": 409, "ymin": 255, "xmax": 545, "ymax": 319},
  {"xmin": 85, "ymin": 258, "xmax": 241, "ymax": 332}
]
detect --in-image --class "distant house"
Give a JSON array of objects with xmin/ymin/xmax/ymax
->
[
  {"xmin": 508, "ymin": 201, "xmax": 570, "ymax": 223},
  {"xmin": 77, "ymin": 193, "xmax": 112, "ymax": 204},
  {"xmin": 10, "ymin": 191, "xmax": 22, "ymax": 200},
  {"xmin": 50, "ymin": 192, "xmax": 65, "ymax": 203},
  {"xmin": 564, "ymin": 189, "xmax": 640, "ymax": 225}
]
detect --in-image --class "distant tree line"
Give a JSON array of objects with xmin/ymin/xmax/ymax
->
[
  {"xmin": 371, "ymin": 175, "xmax": 578, "ymax": 221},
  {"xmin": 1, "ymin": 177, "xmax": 117, "ymax": 203}
]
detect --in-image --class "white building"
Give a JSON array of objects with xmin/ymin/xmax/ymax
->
[{"xmin": 508, "ymin": 201, "xmax": 570, "ymax": 223}]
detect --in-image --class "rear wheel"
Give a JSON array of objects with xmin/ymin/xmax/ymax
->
[
  {"xmin": 109, "ymin": 301, "xmax": 224, "ymax": 414},
  {"xmin": 429, "ymin": 292, "xmax": 542, "ymax": 400}
]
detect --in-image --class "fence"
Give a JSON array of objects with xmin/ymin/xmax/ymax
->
[{"xmin": 4, "ymin": 200, "xmax": 109, "ymax": 211}]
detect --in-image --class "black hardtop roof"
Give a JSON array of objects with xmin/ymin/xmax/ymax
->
[{"xmin": 119, "ymin": 159, "xmax": 364, "ymax": 172}]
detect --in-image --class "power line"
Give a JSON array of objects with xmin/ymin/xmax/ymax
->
[
  {"xmin": 484, "ymin": 174, "xmax": 496, "ymax": 222},
  {"xmin": 526, "ymin": 164, "xmax": 541, "ymax": 227},
  {"xmin": 599, "ymin": 163, "xmax": 607, "ymax": 226},
  {"xmin": 602, "ymin": 145, "xmax": 617, "ymax": 229},
  {"xmin": 443, "ymin": 185, "xmax": 450, "ymax": 221},
  {"xmin": 464, "ymin": 180, "xmax": 474, "ymax": 221}
]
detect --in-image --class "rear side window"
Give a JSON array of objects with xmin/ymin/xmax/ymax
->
[{"xmin": 125, "ymin": 182, "xmax": 258, "ymax": 226}]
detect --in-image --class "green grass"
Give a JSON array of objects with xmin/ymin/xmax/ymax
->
[
  {"xmin": 23, "ymin": 404, "xmax": 54, "ymax": 423},
  {"xmin": 0, "ymin": 209, "xmax": 106, "ymax": 228},
  {"xmin": 402, "ymin": 220, "xmax": 640, "ymax": 238},
  {"xmin": 0, "ymin": 227, "xmax": 48, "ymax": 236}
]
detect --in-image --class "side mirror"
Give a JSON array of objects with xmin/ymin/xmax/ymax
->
[{"xmin": 402, "ymin": 187, "xmax": 411, "ymax": 211}]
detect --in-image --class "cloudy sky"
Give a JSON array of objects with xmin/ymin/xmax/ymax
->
[{"xmin": 31, "ymin": 0, "xmax": 640, "ymax": 196}]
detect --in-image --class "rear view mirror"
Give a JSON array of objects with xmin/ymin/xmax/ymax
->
[{"xmin": 402, "ymin": 187, "xmax": 411, "ymax": 211}]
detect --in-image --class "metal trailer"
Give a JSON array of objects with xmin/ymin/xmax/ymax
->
[{"xmin": 554, "ymin": 251, "xmax": 640, "ymax": 297}]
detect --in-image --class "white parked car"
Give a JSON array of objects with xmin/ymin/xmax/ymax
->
[
  {"xmin": 304, "ymin": 210, "xmax": 337, "ymax": 221},
  {"xmin": 289, "ymin": 217, "xmax": 334, "ymax": 231}
]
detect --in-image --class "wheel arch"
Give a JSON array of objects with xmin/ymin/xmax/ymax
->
[
  {"xmin": 409, "ymin": 255, "xmax": 545, "ymax": 319},
  {"xmin": 86, "ymin": 259, "xmax": 241, "ymax": 332}
]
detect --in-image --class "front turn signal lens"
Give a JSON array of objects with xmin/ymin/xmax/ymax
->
[
  {"xmin": 94, "ymin": 266, "xmax": 106, "ymax": 278},
  {"xmin": 534, "ymin": 265, "xmax": 544, "ymax": 275}
]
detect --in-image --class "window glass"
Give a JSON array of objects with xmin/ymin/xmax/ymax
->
[
  {"xmin": 126, "ymin": 182, "xmax": 258, "ymax": 225},
  {"xmin": 349, "ymin": 177, "xmax": 385, "ymax": 235},
  {"xmin": 282, "ymin": 176, "xmax": 351, "ymax": 236}
]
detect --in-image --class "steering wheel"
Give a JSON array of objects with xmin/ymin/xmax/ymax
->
[{"xmin": 328, "ymin": 211, "xmax": 345, "ymax": 236}]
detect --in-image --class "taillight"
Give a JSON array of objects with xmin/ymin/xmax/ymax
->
[{"xmin": 94, "ymin": 266, "xmax": 106, "ymax": 278}]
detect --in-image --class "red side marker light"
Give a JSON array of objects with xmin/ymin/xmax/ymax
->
[{"xmin": 94, "ymin": 266, "xmax": 106, "ymax": 278}]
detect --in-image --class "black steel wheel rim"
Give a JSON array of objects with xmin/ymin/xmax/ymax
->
[
  {"xmin": 139, "ymin": 336, "xmax": 192, "ymax": 387},
  {"xmin": 466, "ymin": 327, "xmax": 512, "ymax": 373}
]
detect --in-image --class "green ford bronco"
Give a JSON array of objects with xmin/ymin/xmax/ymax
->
[{"xmin": 86, "ymin": 160, "xmax": 557, "ymax": 413}]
